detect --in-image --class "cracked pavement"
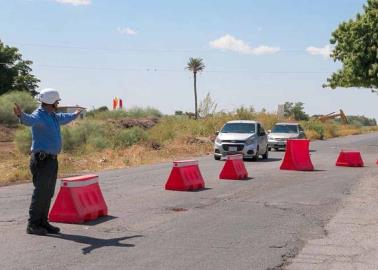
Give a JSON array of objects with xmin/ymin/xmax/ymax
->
[
  {"xmin": 0, "ymin": 133, "xmax": 377, "ymax": 270},
  {"xmin": 287, "ymin": 163, "xmax": 378, "ymax": 270}
]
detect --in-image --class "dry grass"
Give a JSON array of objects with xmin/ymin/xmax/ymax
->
[
  {"xmin": 1, "ymin": 119, "xmax": 377, "ymax": 186},
  {"xmin": 336, "ymin": 125, "xmax": 378, "ymax": 137},
  {"xmin": 0, "ymin": 125, "xmax": 15, "ymax": 142},
  {"xmin": 0, "ymin": 139, "xmax": 213, "ymax": 186},
  {"xmin": 304, "ymin": 130, "xmax": 320, "ymax": 140},
  {"xmin": 59, "ymin": 138, "xmax": 212, "ymax": 175},
  {"xmin": 303, "ymin": 123, "xmax": 378, "ymax": 140},
  {"xmin": 0, "ymin": 145, "xmax": 31, "ymax": 185}
]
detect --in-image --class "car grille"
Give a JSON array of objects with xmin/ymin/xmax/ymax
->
[
  {"xmin": 221, "ymin": 140, "xmax": 246, "ymax": 143},
  {"xmin": 275, "ymin": 138, "xmax": 287, "ymax": 141},
  {"xmin": 222, "ymin": 144, "xmax": 244, "ymax": 151}
]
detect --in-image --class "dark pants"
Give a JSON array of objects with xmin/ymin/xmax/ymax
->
[{"xmin": 28, "ymin": 153, "xmax": 58, "ymax": 226}]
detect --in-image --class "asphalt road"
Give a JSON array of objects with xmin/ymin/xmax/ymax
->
[{"xmin": 0, "ymin": 133, "xmax": 377, "ymax": 270}]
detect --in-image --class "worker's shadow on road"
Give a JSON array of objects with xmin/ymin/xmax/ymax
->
[
  {"xmin": 259, "ymin": 158, "xmax": 282, "ymax": 162},
  {"xmin": 84, "ymin": 215, "xmax": 118, "ymax": 226},
  {"xmin": 48, "ymin": 233, "xmax": 143, "ymax": 255}
]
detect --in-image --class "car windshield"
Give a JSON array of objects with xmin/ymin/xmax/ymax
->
[
  {"xmin": 271, "ymin": 124, "xmax": 298, "ymax": 134},
  {"xmin": 221, "ymin": 123, "xmax": 256, "ymax": 134}
]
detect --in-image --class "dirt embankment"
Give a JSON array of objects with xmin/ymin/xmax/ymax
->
[{"xmin": 110, "ymin": 118, "xmax": 159, "ymax": 129}]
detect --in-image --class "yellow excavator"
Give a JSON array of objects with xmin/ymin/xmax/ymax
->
[{"xmin": 317, "ymin": 109, "xmax": 348, "ymax": 124}]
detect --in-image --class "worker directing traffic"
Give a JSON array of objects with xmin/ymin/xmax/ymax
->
[{"xmin": 13, "ymin": 88, "xmax": 83, "ymax": 235}]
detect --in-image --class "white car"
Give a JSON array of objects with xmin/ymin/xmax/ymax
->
[
  {"xmin": 214, "ymin": 120, "xmax": 269, "ymax": 161},
  {"xmin": 268, "ymin": 122, "xmax": 306, "ymax": 150}
]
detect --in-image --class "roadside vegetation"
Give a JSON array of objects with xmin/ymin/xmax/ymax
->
[
  {"xmin": 1, "ymin": 8, "xmax": 378, "ymax": 187},
  {"xmin": 0, "ymin": 92, "xmax": 377, "ymax": 185}
]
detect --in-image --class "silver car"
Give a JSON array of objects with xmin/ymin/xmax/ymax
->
[
  {"xmin": 267, "ymin": 122, "xmax": 306, "ymax": 150},
  {"xmin": 214, "ymin": 120, "xmax": 269, "ymax": 161}
]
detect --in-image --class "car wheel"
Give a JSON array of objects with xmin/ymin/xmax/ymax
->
[
  {"xmin": 262, "ymin": 148, "xmax": 269, "ymax": 160},
  {"xmin": 214, "ymin": 155, "xmax": 221, "ymax": 160},
  {"xmin": 252, "ymin": 146, "xmax": 259, "ymax": 161}
]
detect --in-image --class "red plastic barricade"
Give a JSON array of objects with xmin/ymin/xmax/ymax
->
[
  {"xmin": 336, "ymin": 151, "xmax": 364, "ymax": 167},
  {"xmin": 165, "ymin": 160, "xmax": 205, "ymax": 191},
  {"xmin": 280, "ymin": 139, "xmax": 314, "ymax": 171},
  {"xmin": 219, "ymin": 154, "xmax": 248, "ymax": 180},
  {"xmin": 49, "ymin": 174, "xmax": 108, "ymax": 224}
]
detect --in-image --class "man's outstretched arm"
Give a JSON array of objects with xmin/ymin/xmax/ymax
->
[
  {"xmin": 14, "ymin": 103, "xmax": 41, "ymax": 126},
  {"xmin": 55, "ymin": 109, "xmax": 83, "ymax": 125}
]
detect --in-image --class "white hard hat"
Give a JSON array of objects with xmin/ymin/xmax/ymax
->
[{"xmin": 38, "ymin": 88, "xmax": 61, "ymax": 104}]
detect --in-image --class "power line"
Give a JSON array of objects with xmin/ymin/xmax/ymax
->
[
  {"xmin": 9, "ymin": 42, "xmax": 311, "ymax": 54},
  {"xmin": 0, "ymin": 62, "xmax": 333, "ymax": 74}
]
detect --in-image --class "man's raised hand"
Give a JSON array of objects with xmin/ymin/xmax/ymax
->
[
  {"xmin": 13, "ymin": 103, "xmax": 22, "ymax": 117},
  {"xmin": 74, "ymin": 108, "xmax": 84, "ymax": 116}
]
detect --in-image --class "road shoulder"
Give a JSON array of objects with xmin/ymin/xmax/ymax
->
[{"xmin": 287, "ymin": 166, "xmax": 378, "ymax": 270}]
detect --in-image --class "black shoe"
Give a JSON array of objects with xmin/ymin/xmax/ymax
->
[
  {"xmin": 26, "ymin": 224, "xmax": 47, "ymax": 235},
  {"xmin": 41, "ymin": 222, "xmax": 60, "ymax": 234}
]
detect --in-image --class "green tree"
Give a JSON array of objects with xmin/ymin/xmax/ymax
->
[
  {"xmin": 324, "ymin": 0, "xmax": 378, "ymax": 93},
  {"xmin": 0, "ymin": 40, "xmax": 40, "ymax": 96},
  {"xmin": 284, "ymin": 102, "xmax": 309, "ymax": 121},
  {"xmin": 186, "ymin": 57, "xmax": 205, "ymax": 120}
]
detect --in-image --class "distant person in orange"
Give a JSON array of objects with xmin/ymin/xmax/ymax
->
[{"xmin": 13, "ymin": 88, "xmax": 82, "ymax": 235}]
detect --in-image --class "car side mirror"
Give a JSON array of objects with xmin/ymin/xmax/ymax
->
[{"xmin": 215, "ymin": 131, "xmax": 219, "ymax": 135}]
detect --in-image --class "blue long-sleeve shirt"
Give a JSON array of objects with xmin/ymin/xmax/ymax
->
[{"xmin": 20, "ymin": 106, "xmax": 78, "ymax": 155}]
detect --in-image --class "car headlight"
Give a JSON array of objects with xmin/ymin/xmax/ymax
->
[
  {"xmin": 215, "ymin": 137, "xmax": 222, "ymax": 144},
  {"xmin": 245, "ymin": 138, "xmax": 255, "ymax": 145}
]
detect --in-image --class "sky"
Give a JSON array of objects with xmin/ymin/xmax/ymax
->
[{"xmin": 1, "ymin": 0, "xmax": 377, "ymax": 120}]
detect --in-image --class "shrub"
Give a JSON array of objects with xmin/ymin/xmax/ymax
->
[
  {"xmin": 148, "ymin": 118, "xmax": 177, "ymax": 144},
  {"xmin": 324, "ymin": 123, "xmax": 338, "ymax": 139},
  {"xmin": 86, "ymin": 134, "xmax": 110, "ymax": 151},
  {"xmin": 235, "ymin": 106, "xmax": 256, "ymax": 120},
  {"xmin": 113, "ymin": 127, "xmax": 147, "ymax": 148},
  {"xmin": 0, "ymin": 91, "xmax": 38, "ymax": 126},
  {"xmin": 61, "ymin": 128, "xmax": 76, "ymax": 152},
  {"xmin": 61, "ymin": 120, "xmax": 109, "ymax": 152},
  {"xmin": 86, "ymin": 106, "xmax": 109, "ymax": 118},
  {"xmin": 90, "ymin": 110, "xmax": 129, "ymax": 120},
  {"xmin": 302, "ymin": 120, "xmax": 325, "ymax": 140},
  {"xmin": 127, "ymin": 106, "xmax": 162, "ymax": 118},
  {"xmin": 14, "ymin": 127, "xmax": 32, "ymax": 154},
  {"xmin": 347, "ymin": 115, "xmax": 377, "ymax": 126},
  {"xmin": 255, "ymin": 113, "xmax": 280, "ymax": 130},
  {"xmin": 88, "ymin": 106, "xmax": 162, "ymax": 120}
]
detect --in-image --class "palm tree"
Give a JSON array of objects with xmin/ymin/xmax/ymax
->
[{"xmin": 186, "ymin": 57, "xmax": 205, "ymax": 120}]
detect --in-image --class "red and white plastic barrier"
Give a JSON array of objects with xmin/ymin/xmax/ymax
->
[
  {"xmin": 49, "ymin": 174, "xmax": 108, "ymax": 224},
  {"xmin": 165, "ymin": 160, "xmax": 205, "ymax": 191},
  {"xmin": 219, "ymin": 154, "xmax": 248, "ymax": 180}
]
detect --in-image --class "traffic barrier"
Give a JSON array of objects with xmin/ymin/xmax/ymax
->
[
  {"xmin": 336, "ymin": 151, "xmax": 364, "ymax": 167},
  {"xmin": 280, "ymin": 139, "xmax": 314, "ymax": 171},
  {"xmin": 165, "ymin": 160, "xmax": 205, "ymax": 191},
  {"xmin": 219, "ymin": 154, "xmax": 248, "ymax": 180},
  {"xmin": 49, "ymin": 174, "xmax": 108, "ymax": 223}
]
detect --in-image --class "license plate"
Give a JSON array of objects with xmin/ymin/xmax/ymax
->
[{"xmin": 229, "ymin": 146, "xmax": 237, "ymax": 151}]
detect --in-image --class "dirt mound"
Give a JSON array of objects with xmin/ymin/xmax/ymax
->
[{"xmin": 114, "ymin": 118, "xmax": 159, "ymax": 129}]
